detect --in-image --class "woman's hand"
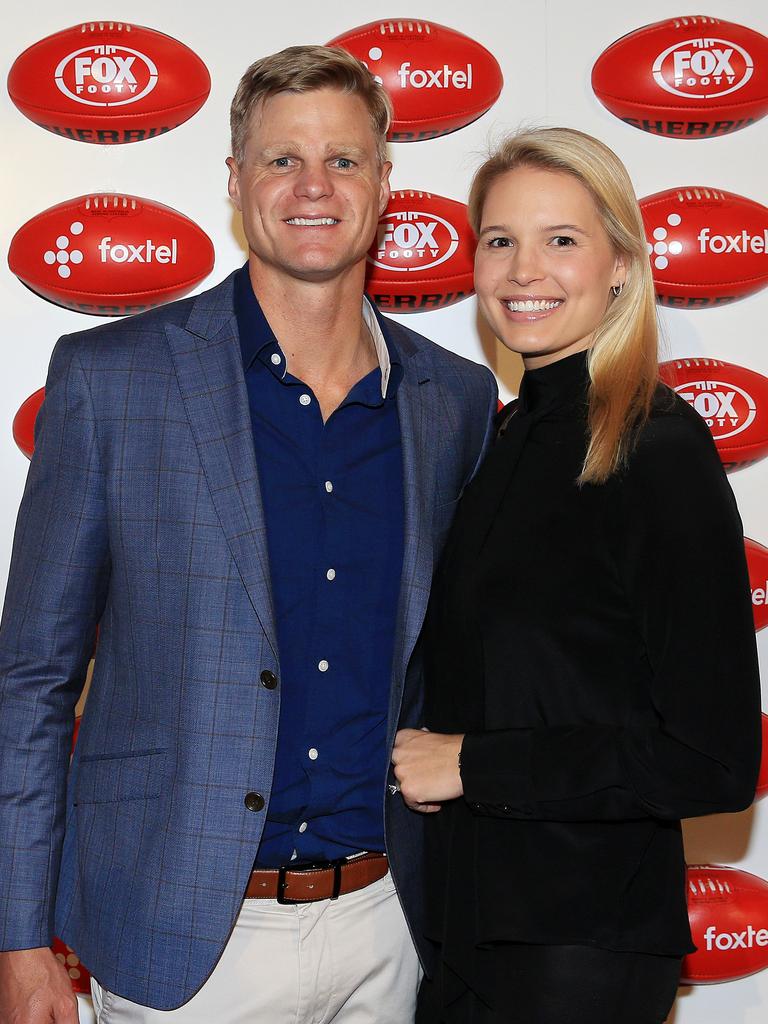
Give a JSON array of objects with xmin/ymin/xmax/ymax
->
[{"xmin": 391, "ymin": 729, "xmax": 465, "ymax": 813}]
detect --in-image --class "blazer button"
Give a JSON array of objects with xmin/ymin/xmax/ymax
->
[
  {"xmin": 244, "ymin": 792, "xmax": 265, "ymax": 812},
  {"xmin": 260, "ymin": 670, "xmax": 278, "ymax": 690}
]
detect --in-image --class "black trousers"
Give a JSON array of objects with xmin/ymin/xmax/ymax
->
[{"xmin": 417, "ymin": 944, "xmax": 682, "ymax": 1024}]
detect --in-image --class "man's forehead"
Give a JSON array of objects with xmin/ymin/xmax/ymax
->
[
  {"xmin": 245, "ymin": 90, "xmax": 377, "ymax": 152},
  {"xmin": 251, "ymin": 88, "xmax": 368, "ymax": 127}
]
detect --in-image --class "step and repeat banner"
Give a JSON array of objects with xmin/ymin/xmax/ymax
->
[{"xmin": 1, "ymin": 1, "xmax": 767, "ymax": 1021}]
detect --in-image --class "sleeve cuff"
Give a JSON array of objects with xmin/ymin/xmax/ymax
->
[{"xmin": 459, "ymin": 729, "xmax": 534, "ymax": 815}]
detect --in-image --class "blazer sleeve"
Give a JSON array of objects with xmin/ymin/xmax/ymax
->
[
  {"xmin": 0, "ymin": 335, "xmax": 111, "ymax": 950},
  {"xmin": 460, "ymin": 407, "xmax": 762, "ymax": 823}
]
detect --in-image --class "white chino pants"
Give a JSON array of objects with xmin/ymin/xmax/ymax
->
[{"xmin": 90, "ymin": 871, "xmax": 421, "ymax": 1024}]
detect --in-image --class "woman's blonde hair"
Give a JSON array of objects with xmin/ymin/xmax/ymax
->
[{"xmin": 469, "ymin": 127, "xmax": 658, "ymax": 484}]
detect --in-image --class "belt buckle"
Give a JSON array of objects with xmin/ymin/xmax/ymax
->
[{"xmin": 275, "ymin": 857, "xmax": 347, "ymax": 905}]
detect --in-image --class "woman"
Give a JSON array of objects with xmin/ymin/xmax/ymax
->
[{"xmin": 391, "ymin": 128, "xmax": 762, "ymax": 1024}]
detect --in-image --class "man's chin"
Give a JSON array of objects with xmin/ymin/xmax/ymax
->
[{"xmin": 250, "ymin": 251, "xmax": 367, "ymax": 285}]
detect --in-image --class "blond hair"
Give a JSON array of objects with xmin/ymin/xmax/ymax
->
[
  {"xmin": 469, "ymin": 127, "xmax": 658, "ymax": 484},
  {"xmin": 230, "ymin": 45, "xmax": 392, "ymax": 165}
]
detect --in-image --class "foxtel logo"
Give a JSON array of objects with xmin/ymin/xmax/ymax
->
[
  {"xmin": 396, "ymin": 62, "xmax": 473, "ymax": 89},
  {"xmin": 698, "ymin": 228, "xmax": 768, "ymax": 254},
  {"xmin": 97, "ymin": 237, "xmax": 178, "ymax": 263},
  {"xmin": 704, "ymin": 924, "xmax": 768, "ymax": 950},
  {"xmin": 753, "ymin": 583, "xmax": 768, "ymax": 606}
]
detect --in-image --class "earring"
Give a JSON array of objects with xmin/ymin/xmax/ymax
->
[{"xmin": 612, "ymin": 282, "xmax": 624, "ymax": 297}]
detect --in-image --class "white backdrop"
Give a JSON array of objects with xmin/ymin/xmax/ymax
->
[{"xmin": 1, "ymin": 1, "xmax": 767, "ymax": 1021}]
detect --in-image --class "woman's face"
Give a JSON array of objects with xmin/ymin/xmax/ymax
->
[{"xmin": 474, "ymin": 165, "xmax": 625, "ymax": 370}]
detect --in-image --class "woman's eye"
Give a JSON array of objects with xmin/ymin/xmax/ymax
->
[
  {"xmin": 552, "ymin": 235, "xmax": 576, "ymax": 247},
  {"xmin": 487, "ymin": 236, "xmax": 512, "ymax": 248}
]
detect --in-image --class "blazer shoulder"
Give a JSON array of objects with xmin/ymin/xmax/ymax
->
[
  {"xmin": 51, "ymin": 273, "xmax": 236, "ymax": 371},
  {"xmin": 382, "ymin": 314, "xmax": 496, "ymax": 391}
]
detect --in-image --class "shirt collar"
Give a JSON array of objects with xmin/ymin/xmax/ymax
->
[{"xmin": 234, "ymin": 263, "xmax": 400, "ymax": 399}]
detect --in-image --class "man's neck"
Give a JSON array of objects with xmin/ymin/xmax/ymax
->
[{"xmin": 247, "ymin": 258, "xmax": 379, "ymax": 421}]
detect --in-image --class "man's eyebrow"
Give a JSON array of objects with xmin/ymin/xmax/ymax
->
[{"xmin": 257, "ymin": 143, "xmax": 369, "ymax": 159}]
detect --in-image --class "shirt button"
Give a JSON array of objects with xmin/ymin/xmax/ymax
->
[
  {"xmin": 244, "ymin": 792, "xmax": 265, "ymax": 812},
  {"xmin": 326, "ymin": 568, "xmax": 336, "ymax": 581},
  {"xmin": 308, "ymin": 748, "xmax": 319, "ymax": 761},
  {"xmin": 325, "ymin": 480, "xmax": 333, "ymax": 493},
  {"xmin": 318, "ymin": 659, "xmax": 329, "ymax": 672},
  {"xmin": 260, "ymin": 669, "xmax": 278, "ymax": 689},
  {"xmin": 299, "ymin": 393, "xmax": 311, "ymax": 406},
  {"xmin": 270, "ymin": 352, "xmax": 281, "ymax": 365},
  {"xmin": 299, "ymin": 821, "xmax": 308, "ymax": 834}
]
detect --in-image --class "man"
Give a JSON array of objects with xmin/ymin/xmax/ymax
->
[{"xmin": 0, "ymin": 46, "xmax": 497, "ymax": 1023}]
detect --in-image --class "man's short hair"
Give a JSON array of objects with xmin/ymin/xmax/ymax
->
[{"xmin": 230, "ymin": 45, "xmax": 392, "ymax": 165}]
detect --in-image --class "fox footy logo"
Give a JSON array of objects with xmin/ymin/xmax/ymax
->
[
  {"xmin": 672, "ymin": 378, "xmax": 756, "ymax": 440},
  {"xmin": 653, "ymin": 36, "xmax": 754, "ymax": 98},
  {"xmin": 369, "ymin": 208, "xmax": 459, "ymax": 273},
  {"xmin": 55, "ymin": 44, "xmax": 158, "ymax": 105}
]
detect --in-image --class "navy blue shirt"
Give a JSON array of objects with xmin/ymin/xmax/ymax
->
[{"xmin": 234, "ymin": 266, "xmax": 405, "ymax": 867}]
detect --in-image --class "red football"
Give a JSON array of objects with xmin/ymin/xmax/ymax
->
[
  {"xmin": 592, "ymin": 16, "xmax": 768, "ymax": 139},
  {"xmin": 746, "ymin": 537, "xmax": 768, "ymax": 632},
  {"xmin": 683, "ymin": 865, "xmax": 768, "ymax": 983},
  {"xmin": 51, "ymin": 936, "xmax": 90, "ymax": 994},
  {"xmin": 365, "ymin": 189, "xmax": 475, "ymax": 312},
  {"xmin": 12, "ymin": 387, "xmax": 44, "ymax": 459},
  {"xmin": 755, "ymin": 713, "xmax": 768, "ymax": 800},
  {"xmin": 658, "ymin": 358, "xmax": 768, "ymax": 469},
  {"xmin": 7, "ymin": 21, "xmax": 210, "ymax": 144},
  {"xmin": 8, "ymin": 194, "xmax": 214, "ymax": 316},
  {"xmin": 640, "ymin": 187, "xmax": 768, "ymax": 307},
  {"xmin": 327, "ymin": 20, "xmax": 503, "ymax": 141}
]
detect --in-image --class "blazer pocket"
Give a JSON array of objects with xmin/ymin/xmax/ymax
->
[{"xmin": 74, "ymin": 748, "xmax": 166, "ymax": 805}]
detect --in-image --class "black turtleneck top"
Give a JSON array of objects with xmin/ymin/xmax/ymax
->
[{"xmin": 422, "ymin": 349, "xmax": 761, "ymax": 983}]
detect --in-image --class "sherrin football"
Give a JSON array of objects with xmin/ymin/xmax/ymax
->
[
  {"xmin": 12, "ymin": 387, "xmax": 44, "ymax": 459},
  {"xmin": 592, "ymin": 15, "xmax": 768, "ymax": 138},
  {"xmin": 683, "ymin": 865, "xmax": 768, "ymax": 983},
  {"xmin": 640, "ymin": 187, "xmax": 768, "ymax": 307},
  {"xmin": 327, "ymin": 19, "xmax": 503, "ymax": 141},
  {"xmin": 7, "ymin": 21, "xmax": 210, "ymax": 144},
  {"xmin": 365, "ymin": 190, "xmax": 475, "ymax": 312},
  {"xmin": 658, "ymin": 358, "xmax": 768, "ymax": 470},
  {"xmin": 8, "ymin": 194, "xmax": 214, "ymax": 315},
  {"xmin": 51, "ymin": 936, "xmax": 90, "ymax": 994},
  {"xmin": 746, "ymin": 537, "xmax": 768, "ymax": 633}
]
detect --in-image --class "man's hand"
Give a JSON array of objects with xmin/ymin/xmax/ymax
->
[
  {"xmin": 0, "ymin": 947, "xmax": 80, "ymax": 1024},
  {"xmin": 392, "ymin": 729, "xmax": 465, "ymax": 813}
]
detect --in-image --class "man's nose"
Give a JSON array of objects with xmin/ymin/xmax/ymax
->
[{"xmin": 294, "ymin": 161, "xmax": 333, "ymax": 201}]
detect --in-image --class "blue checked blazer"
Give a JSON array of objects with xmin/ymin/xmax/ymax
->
[{"xmin": 0, "ymin": 271, "xmax": 497, "ymax": 1010}]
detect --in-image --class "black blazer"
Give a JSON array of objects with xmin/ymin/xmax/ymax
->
[{"xmin": 422, "ymin": 351, "xmax": 761, "ymax": 985}]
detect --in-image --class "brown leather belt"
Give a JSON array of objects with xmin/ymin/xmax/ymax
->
[{"xmin": 245, "ymin": 852, "xmax": 388, "ymax": 904}]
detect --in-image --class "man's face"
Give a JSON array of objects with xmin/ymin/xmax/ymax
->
[{"xmin": 227, "ymin": 88, "xmax": 391, "ymax": 284}]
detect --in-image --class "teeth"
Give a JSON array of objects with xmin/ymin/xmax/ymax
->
[
  {"xmin": 504, "ymin": 299, "xmax": 562, "ymax": 312},
  {"xmin": 286, "ymin": 217, "xmax": 338, "ymax": 226}
]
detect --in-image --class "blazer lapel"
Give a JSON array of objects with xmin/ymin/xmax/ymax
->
[
  {"xmin": 387, "ymin": 329, "xmax": 443, "ymax": 730},
  {"xmin": 164, "ymin": 284, "xmax": 278, "ymax": 658}
]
